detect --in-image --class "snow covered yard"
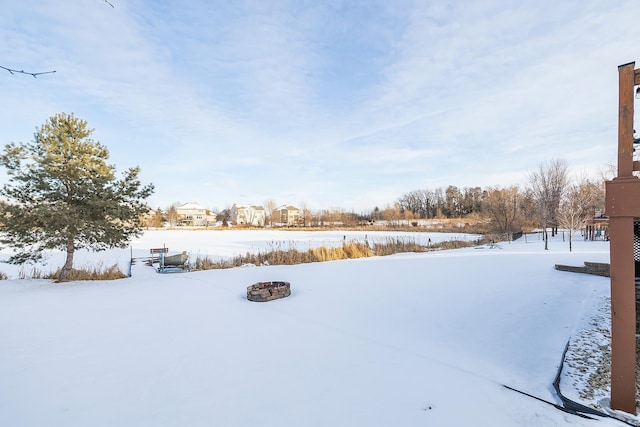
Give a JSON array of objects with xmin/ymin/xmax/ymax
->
[{"xmin": 0, "ymin": 230, "xmax": 631, "ymax": 426}]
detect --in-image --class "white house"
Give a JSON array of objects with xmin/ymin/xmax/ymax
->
[
  {"xmin": 231, "ymin": 204, "xmax": 266, "ymax": 227},
  {"xmin": 177, "ymin": 202, "xmax": 210, "ymax": 226},
  {"xmin": 277, "ymin": 205, "xmax": 303, "ymax": 226}
]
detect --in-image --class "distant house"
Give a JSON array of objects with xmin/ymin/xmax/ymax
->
[
  {"xmin": 177, "ymin": 202, "xmax": 210, "ymax": 226},
  {"xmin": 277, "ymin": 205, "xmax": 303, "ymax": 226},
  {"xmin": 231, "ymin": 204, "xmax": 266, "ymax": 227}
]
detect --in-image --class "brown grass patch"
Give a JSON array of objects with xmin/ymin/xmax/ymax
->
[
  {"xmin": 48, "ymin": 262, "xmax": 128, "ymax": 282},
  {"xmin": 192, "ymin": 236, "xmax": 489, "ymax": 271}
]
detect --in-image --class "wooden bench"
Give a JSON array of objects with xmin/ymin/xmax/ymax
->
[{"xmin": 150, "ymin": 247, "xmax": 168, "ymax": 263}]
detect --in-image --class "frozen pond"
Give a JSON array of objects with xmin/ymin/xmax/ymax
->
[{"xmin": 0, "ymin": 229, "xmax": 480, "ymax": 278}]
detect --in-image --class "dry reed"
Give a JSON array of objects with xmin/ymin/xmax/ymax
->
[
  {"xmin": 192, "ymin": 236, "xmax": 489, "ymax": 271},
  {"xmin": 48, "ymin": 262, "xmax": 127, "ymax": 282}
]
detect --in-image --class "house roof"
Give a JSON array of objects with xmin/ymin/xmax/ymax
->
[
  {"xmin": 178, "ymin": 202, "xmax": 207, "ymax": 211},
  {"xmin": 277, "ymin": 205, "xmax": 300, "ymax": 211},
  {"xmin": 233, "ymin": 204, "xmax": 265, "ymax": 211}
]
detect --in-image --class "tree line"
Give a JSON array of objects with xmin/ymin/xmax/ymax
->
[
  {"xmin": 395, "ymin": 159, "xmax": 605, "ymax": 250},
  {"xmin": 144, "ymin": 158, "xmax": 605, "ymax": 251}
]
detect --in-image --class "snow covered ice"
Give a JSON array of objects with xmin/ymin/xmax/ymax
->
[{"xmin": 0, "ymin": 230, "xmax": 632, "ymax": 426}]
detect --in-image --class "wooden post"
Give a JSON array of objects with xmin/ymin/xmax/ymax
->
[
  {"xmin": 618, "ymin": 63, "xmax": 635, "ymax": 177},
  {"xmin": 606, "ymin": 61, "xmax": 638, "ymax": 414},
  {"xmin": 609, "ymin": 215, "xmax": 636, "ymax": 412}
]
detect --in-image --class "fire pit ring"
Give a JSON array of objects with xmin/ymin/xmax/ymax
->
[{"xmin": 247, "ymin": 281, "xmax": 291, "ymax": 302}]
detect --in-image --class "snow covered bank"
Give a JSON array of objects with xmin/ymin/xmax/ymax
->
[{"xmin": 0, "ymin": 231, "xmax": 628, "ymax": 426}]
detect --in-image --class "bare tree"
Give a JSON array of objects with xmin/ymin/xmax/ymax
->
[
  {"xmin": 528, "ymin": 159, "xmax": 569, "ymax": 249},
  {"xmin": 165, "ymin": 203, "xmax": 180, "ymax": 227},
  {"xmin": 461, "ymin": 187, "xmax": 483, "ymax": 216},
  {"xmin": 579, "ymin": 178, "xmax": 605, "ymax": 214},
  {"xmin": 264, "ymin": 199, "xmax": 277, "ymax": 227},
  {"xmin": 600, "ymin": 162, "xmax": 617, "ymax": 182},
  {"xmin": 299, "ymin": 201, "xmax": 311, "ymax": 227},
  {"xmin": 557, "ymin": 177, "xmax": 605, "ymax": 251},
  {"xmin": 557, "ymin": 182, "xmax": 595, "ymax": 251},
  {"xmin": 382, "ymin": 203, "xmax": 402, "ymax": 227},
  {"xmin": 481, "ymin": 186, "xmax": 523, "ymax": 237},
  {"xmin": 398, "ymin": 190, "xmax": 424, "ymax": 218},
  {"xmin": 399, "ymin": 186, "xmax": 482, "ymax": 219},
  {"xmin": 445, "ymin": 185, "xmax": 462, "ymax": 218},
  {"xmin": 433, "ymin": 187, "xmax": 446, "ymax": 218}
]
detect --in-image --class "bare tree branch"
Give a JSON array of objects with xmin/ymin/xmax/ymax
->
[
  {"xmin": 0, "ymin": 65, "xmax": 56, "ymax": 78},
  {"xmin": 3, "ymin": 1, "xmax": 111, "ymax": 78}
]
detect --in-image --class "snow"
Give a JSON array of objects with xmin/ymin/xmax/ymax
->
[{"xmin": 0, "ymin": 230, "xmax": 631, "ymax": 426}]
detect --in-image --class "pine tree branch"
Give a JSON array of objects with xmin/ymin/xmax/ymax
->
[{"xmin": 0, "ymin": 65, "xmax": 56, "ymax": 78}]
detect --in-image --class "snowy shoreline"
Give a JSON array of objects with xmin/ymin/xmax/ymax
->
[{"xmin": 0, "ymin": 230, "xmax": 632, "ymax": 426}]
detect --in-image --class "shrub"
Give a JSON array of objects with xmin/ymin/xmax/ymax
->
[{"xmin": 48, "ymin": 262, "xmax": 127, "ymax": 282}]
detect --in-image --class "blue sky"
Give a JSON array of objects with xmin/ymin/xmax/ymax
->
[{"xmin": 2, "ymin": 0, "xmax": 640, "ymax": 212}]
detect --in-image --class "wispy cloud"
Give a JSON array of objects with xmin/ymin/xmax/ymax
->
[{"xmin": 1, "ymin": 1, "xmax": 640, "ymax": 211}]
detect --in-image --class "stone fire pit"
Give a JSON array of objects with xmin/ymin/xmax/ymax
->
[{"xmin": 247, "ymin": 281, "xmax": 291, "ymax": 302}]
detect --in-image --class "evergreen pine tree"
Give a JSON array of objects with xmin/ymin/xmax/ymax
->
[{"xmin": 0, "ymin": 113, "xmax": 154, "ymax": 281}]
